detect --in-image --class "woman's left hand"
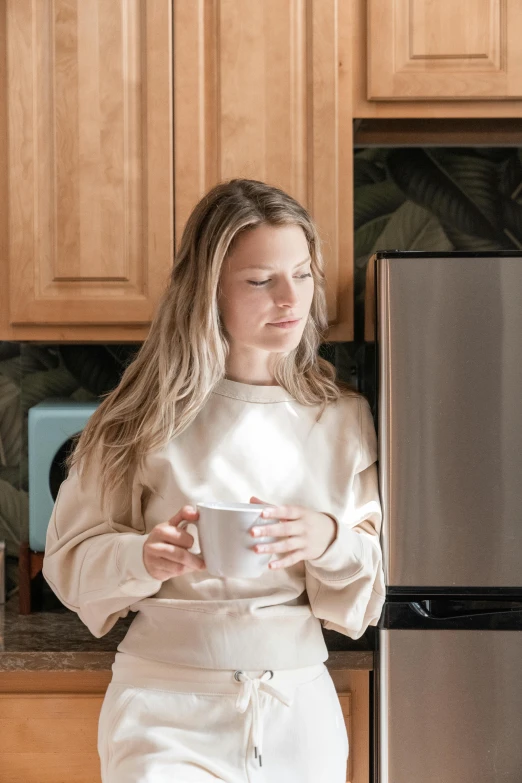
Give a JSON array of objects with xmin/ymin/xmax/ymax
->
[{"xmin": 249, "ymin": 496, "xmax": 337, "ymax": 569}]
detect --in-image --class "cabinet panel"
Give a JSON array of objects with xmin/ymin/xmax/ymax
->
[
  {"xmin": 368, "ymin": 0, "xmax": 522, "ymax": 101},
  {"xmin": 6, "ymin": 0, "xmax": 173, "ymax": 327},
  {"xmin": 0, "ymin": 693, "xmax": 103, "ymax": 783},
  {"xmin": 338, "ymin": 692, "xmax": 353, "ymax": 782},
  {"xmin": 0, "ymin": 668, "xmax": 369, "ymax": 783},
  {"xmin": 174, "ymin": 0, "xmax": 354, "ymax": 340}
]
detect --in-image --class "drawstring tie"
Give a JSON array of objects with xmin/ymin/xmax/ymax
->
[{"xmin": 234, "ymin": 670, "xmax": 293, "ymax": 767}]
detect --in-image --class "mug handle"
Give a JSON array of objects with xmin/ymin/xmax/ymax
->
[{"xmin": 178, "ymin": 518, "xmax": 204, "ymax": 558}]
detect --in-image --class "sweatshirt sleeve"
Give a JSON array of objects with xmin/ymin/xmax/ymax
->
[
  {"xmin": 42, "ymin": 450, "xmax": 163, "ymax": 638},
  {"xmin": 305, "ymin": 397, "xmax": 385, "ymax": 639}
]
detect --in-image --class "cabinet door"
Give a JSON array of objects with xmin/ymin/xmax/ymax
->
[
  {"xmin": 338, "ymin": 692, "xmax": 353, "ymax": 783},
  {"xmin": 0, "ymin": 693, "xmax": 104, "ymax": 783},
  {"xmin": 368, "ymin": 0, "xmax": 522, "ymax": 101},
  {"xmin": 5, "ymin": 0, "xmax": 173, "ymax": 330},
  {"xmin": 174, "ymin": 0, "xmax": 354, "ymax": 340},
  {"xmin": 332, "ymin": 670, "xmax": 370, "ymax": 783}
]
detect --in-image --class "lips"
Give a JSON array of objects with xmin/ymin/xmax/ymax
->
[{"xmin": 268, "ymin": 318, "xmax": 301, "ymax": 329}]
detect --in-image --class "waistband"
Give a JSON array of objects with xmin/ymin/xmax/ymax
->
[
  {"xmin": 111, "ymin": 650, "xmax": 327, "ymax": 694},
  {"xmin": 110, "ymin": 651, "xmax": 328, "ymax": 768}
]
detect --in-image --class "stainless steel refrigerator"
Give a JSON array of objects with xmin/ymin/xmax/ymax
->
[{"xmin": 373, "ymin": 250, "xmax": 522, "ymax": 783}]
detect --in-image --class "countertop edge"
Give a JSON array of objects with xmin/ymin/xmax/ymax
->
[{"xmin": 0, "ymin": 650, "xmax": 374, "ymax": 672}]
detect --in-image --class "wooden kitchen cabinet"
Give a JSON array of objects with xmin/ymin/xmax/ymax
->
[
  {"xmin": 1, "ymin": 0, "xmax": 173, "ymax": 342},
  {"xmin": 1, "ymin": 0, "xmax": 354, "ymax": 341},
  {"xmin": 355, "ymin": 0, "xmax": 522, "ymax": 117},
  {"xmin": 0, "ymin": 668, "xmax": 369, "ymax": 783}
]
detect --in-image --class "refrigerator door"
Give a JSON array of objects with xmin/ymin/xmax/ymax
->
[
  {"xmin": 377, "ymin": 628, "xmax": 522, "ymax": 783},
  {"xmin": 377, "ymin": 253, "xmax": 522, "ymax": 590}
]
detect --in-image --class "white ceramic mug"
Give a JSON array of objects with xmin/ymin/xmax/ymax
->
[{"xmin": 178, "ymin": 501, "xmax": 279, "ymax": 579}]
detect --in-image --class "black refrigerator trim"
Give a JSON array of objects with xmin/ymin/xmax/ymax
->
[
  {"xmin": 379, "ymin": 600, "xmax": 522, "ymax": 630},
  {"xmin": 386, "ymin": 586, "xmax": 522, "ymax": 600}
]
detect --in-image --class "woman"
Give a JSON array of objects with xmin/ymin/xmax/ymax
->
[{"xmin": 43, "ymin": 178, "xmax": 385, "ymax": 782}]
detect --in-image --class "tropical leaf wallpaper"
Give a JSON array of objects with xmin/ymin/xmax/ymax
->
[
  {"xmin": 353, "ymin": 146, "xmax": 522, "ymax": 340},
  {"xmin": 1, "ymin": 146, "xmax": 521, "ymax": 602}
]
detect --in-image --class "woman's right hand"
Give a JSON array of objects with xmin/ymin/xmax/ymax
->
[{"xmin": 143, "ymin": 505, "xmax": 206, "ymax": 581}]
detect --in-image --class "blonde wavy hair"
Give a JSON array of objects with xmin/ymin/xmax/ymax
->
[{"xmin": 67, "ymin": 178, "xmax": 358, "ymax": 516}]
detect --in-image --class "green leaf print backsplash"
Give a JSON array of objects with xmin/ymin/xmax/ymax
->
[{"xmin": 354, "ymin": 147, "xmax": 522, "ymax": 336}]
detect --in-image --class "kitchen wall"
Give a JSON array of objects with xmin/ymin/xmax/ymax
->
[{"xmin": 1, "ymin": 145, "xmax": 521, "ymax": 597}]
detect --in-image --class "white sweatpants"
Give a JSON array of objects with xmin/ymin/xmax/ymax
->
[{"xmin": 98, "ymin": 651, "xmax": 349, "ymax": 783}]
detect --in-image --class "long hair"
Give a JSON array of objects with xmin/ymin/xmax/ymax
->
[{"xmin": 66, "ymin": 178, "xmax": 357, "ymax": 516}]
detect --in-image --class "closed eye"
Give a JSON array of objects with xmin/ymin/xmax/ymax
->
[{"xmin": 247, "ymin": 273, "xmax": 312, "ymax": 287}]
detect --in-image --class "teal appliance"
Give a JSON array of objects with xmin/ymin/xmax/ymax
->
[{"xmin": 28, "ymin": 400, "xmax": 99, "ymax": 552}]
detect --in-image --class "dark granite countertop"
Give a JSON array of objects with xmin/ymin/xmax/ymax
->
[{"xmin": 0, "ymin": 590, "xmax": 375, "ymax": 672}]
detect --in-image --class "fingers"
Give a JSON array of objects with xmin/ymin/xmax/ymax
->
[
  {"xmin": 250, "ymin": 521, "xmax": 301, "ymax": 538},
  {"xmin": 268, "ymin": 551, "xmax": 303, "ymax": 570},
  {"xmin": 148, "ymin": 519, "xmax": 197, "ymax": 553},
  {"xmin": 151, "ymin": 541, "xmax": 188, "ymax": 560},
  {"xmin": 145, "ymin": 506, "xmax": 206, "ymax": 579},
  {"xmin": 155, "ymin": 524, "xmax": 195, "ymax": 551},
  {"xmin": 151, "ymin": 541, "xmax": 205, "ymax": 570},
  {"xmin": 259, "ymin": 505, "xmax": 301, "ymax": 521},
  {"xmin": 167, "ymin": 505, "xmax": 199, "ymax": 527},
  {"xmin": 253, "ymin": 536, "xmax": 305, "ymax": 555}
]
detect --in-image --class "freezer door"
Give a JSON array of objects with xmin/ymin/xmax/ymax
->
[
  {"xmin": 378, "ymin": 255, "xmax": 522, "ymax": 588},
  {"xmin": 377, "ymin": 629, "xmax": 522, "ymax": 783}
]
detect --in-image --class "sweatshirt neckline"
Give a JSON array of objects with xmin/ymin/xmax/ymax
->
[{"xmin": 212, "ymin": 378, "xmax": 295, "ymax": 403}]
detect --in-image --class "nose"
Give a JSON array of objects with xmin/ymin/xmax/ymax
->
[{"xmin": 273, "ymin": 278, "xmax": 300, "ymax": 309}]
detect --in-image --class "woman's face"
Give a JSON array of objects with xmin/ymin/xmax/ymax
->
[{"xmin": 217, "ymin": 223, "xmax": 314, "ymax": 357}]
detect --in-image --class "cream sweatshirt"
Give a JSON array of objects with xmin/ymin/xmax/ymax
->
[{"xmin": 43, "ymin": 378, "xmax": 385, "ymax": 670}]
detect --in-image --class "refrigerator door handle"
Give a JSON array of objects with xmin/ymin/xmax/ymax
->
[
  {"xmin": 410, "ymin": 600, "xmax": 522, "ymax": 621},
  {"xmin": 409, "ymin": 601, "xmax": 431, "ymax": 618}
]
